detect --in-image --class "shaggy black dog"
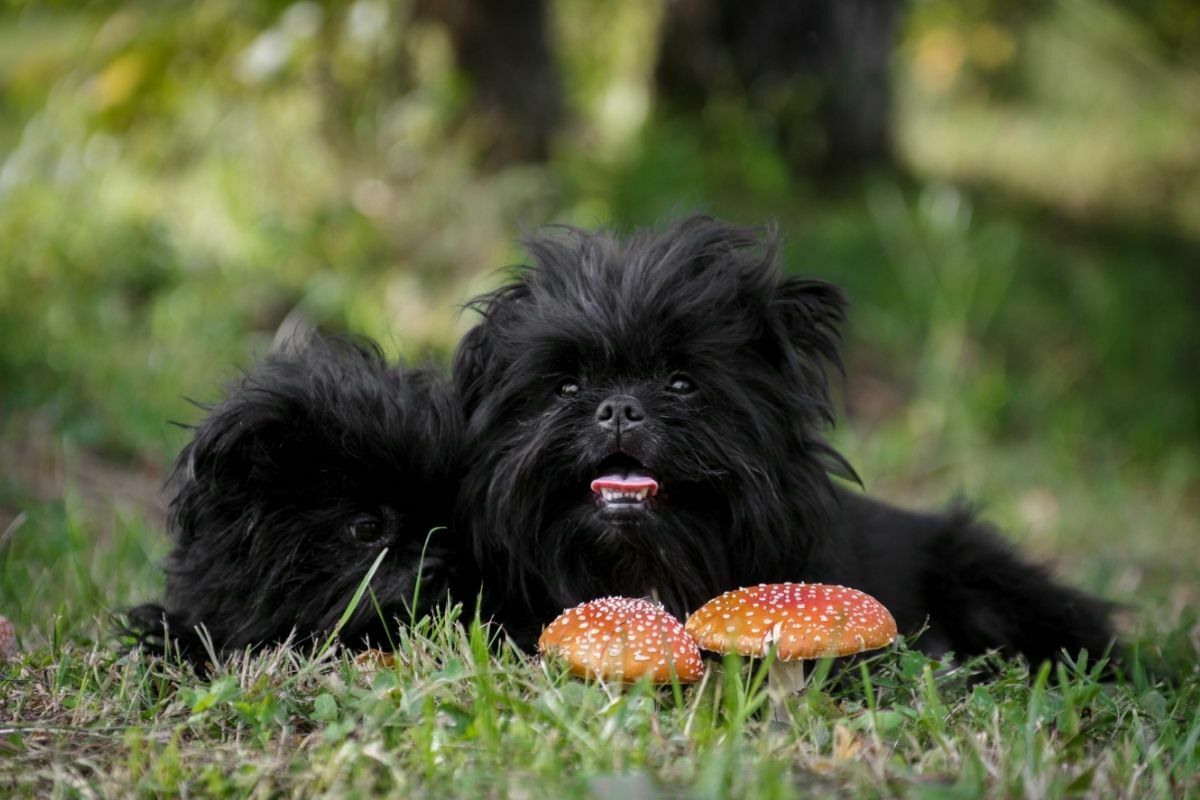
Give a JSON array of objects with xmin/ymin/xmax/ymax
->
[
  {"xmin": 130, "ymin": 335, "xmax": 462, "ymax": 659},
  {"xmin": 454, "ymin": 216, "xmax": 1115, "ymax": 665}
]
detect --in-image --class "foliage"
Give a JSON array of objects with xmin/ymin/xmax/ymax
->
[{"xmin": 0, "ymin": 0, "xmax": 1197, "ymax": 795}]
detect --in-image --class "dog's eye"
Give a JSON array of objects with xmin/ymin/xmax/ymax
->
[
  {"xmin": 347, "ymin": 516, "xmax": 386, "ymax": 544},
  {"xmin": 667, "ymin": 374, "xmax": 697, "ymax": 395},
  {"xmin": 558, "ymin": 379, "xmax": 581, "ymax": 397}
]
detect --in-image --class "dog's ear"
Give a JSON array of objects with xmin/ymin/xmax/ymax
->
[
  {"xmin": 774, "ymin": 277, "xmax": 847, "ymax": 366},
  {"xmin": 166, "ymin": 394, "xmax": 296, "ymax": 548},
  {"xmin": 453, "ymin": 322, "xmax": 495, "ymax": 416},
  {"xmin": 176, "ymin": 400, "xmax": 292, "ymax": 488},
  {"xmin": 770, "ymin": 276, "xmax": 848, "ymax": 421},
  {"xmin": 174, "ymin": 336, "xmax": 395, "ymax": 492},
  {"xmin": 454, "ymin": 281, "xmax": 530, "ymax": 414}
]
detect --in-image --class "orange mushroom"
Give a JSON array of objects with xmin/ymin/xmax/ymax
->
[
  {"xmin": 539, "ymin": 597, "xmax": 704, "ymax": 684},
  {"xmin": 686, "ymin": 583, "xmax": 897, "ymax": 719}
]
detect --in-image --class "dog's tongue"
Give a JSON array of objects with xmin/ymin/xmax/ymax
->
[{"xmin": 591, "ymin": 473, "xmax": 659, "ymax": 496}]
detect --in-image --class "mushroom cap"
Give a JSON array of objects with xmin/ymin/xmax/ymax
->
[
  {"xmin": 685, "ymin": 583, "xmax": 897, "ymax": 660},
  {"xmin": 538, "ymin": 597, "xmax": 704, "ymax": 683}
]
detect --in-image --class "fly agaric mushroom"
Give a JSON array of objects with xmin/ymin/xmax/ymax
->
[
  {"xmin": 538, "ymin": 597, "xmax": 704, "ymax": 684},
  {"xmin": 685, "ymin": 583, "xmax": 897, "ymax": 720}
]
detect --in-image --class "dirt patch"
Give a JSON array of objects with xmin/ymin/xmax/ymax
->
[{"xmin": 1, "ymin": 415, "xmax": 168, "ymax": 539}]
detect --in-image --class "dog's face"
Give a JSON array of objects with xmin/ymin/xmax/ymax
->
[
  {"xmin": 164, "ymin": 338, "xmax": 461, "ymax": 652},
  {"xmin": 456, "ymin": 217, "xmax": 853, "ymax": 620}
]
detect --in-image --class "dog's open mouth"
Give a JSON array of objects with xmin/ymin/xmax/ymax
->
[{"xmin": 590, "ymin": 454, "xmax": 659, "ymax": 507}]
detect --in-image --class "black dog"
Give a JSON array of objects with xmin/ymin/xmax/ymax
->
[
  {"xmin": 454, "ymin": 216, "xmax": 1115, "ymax": 665},
  {"xmin": 130, "ymin": 335, "xmax": 462, "ymax": 659}
]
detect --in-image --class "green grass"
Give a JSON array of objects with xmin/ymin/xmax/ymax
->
[{"xmin": 1, "ymin": 589, "xmax": 1196, "ymax": 797}]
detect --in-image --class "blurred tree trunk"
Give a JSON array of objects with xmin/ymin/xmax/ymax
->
[
  {"xmin": 417, "ymin": 0, "xmax": 563, "ymax": 165},
  {"xmin": 656, "ymin": 0, "xmax": 903, "ymax": 177}
]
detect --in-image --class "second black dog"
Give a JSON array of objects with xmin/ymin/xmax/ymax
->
[
  {"xmin": 130, "ymin": 335, "xmax": 462, "ymax": 659},
  {"xmin": 454, "ymin": 216, "xmax": 1115, "ymax": 665}
]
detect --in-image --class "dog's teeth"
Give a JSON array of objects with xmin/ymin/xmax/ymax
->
[{"xmin": 598, "ymin": 485, "xmax": 651, "ymax": 504}]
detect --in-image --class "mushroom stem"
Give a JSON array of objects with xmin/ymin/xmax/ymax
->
[{"xmin": 768, "ymin": 657, "xmax": 806, "ymax": 723}]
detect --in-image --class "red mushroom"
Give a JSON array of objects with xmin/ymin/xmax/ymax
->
[
  {"xmin": 538, "ymin": 597, "xmax": 704, "ymax": 684},
  {"xmin": 686, "ymin": 583, "xmax": 897, "ymax": 719}
]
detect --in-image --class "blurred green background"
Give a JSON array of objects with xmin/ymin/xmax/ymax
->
[{"xmin": 0, "ymin": 0, "xmax": 1197, "ymax": 646}]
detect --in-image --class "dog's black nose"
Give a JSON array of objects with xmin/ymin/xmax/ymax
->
[{"xmin": 596, "ymin": 395, "xmax": 645, "ymax": 430}]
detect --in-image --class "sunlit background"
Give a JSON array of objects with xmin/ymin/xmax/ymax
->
[{"xmin": 1, "ymin": 0, "xmax": 1197, "ymax": 647}]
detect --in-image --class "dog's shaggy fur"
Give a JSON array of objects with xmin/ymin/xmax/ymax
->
[
  {"xmin": 454, "ymin": 216, "xmax": 1115, "ymax": 663},
  {"xmin": 129, "ymin": 336, "xmax": 462, "ymax": 658}
]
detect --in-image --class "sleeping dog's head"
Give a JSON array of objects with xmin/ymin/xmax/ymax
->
[
  {"xmin": 131, "ymin": 335, "xmax": 462, "ymax": 657},
  {"xmin": 455, "ymin": 216, "xmax": 854, "ymax": 629}
]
